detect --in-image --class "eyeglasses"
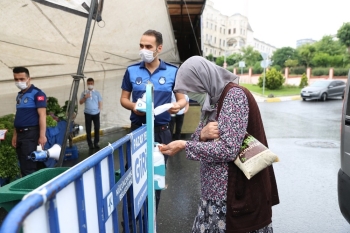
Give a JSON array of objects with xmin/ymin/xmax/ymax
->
[{"xmin": 16, "ymin": 94, "xmax": 23, "ymax": 105}]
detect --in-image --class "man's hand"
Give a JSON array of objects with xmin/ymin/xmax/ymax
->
[
  {"xmin": 168, "ymin": 102, "xmax": 181, "ymax": 114},
  {"xmin": 38, "ymin": 136, "xmax": 47, "ymax": 148},
  {"xmin": 12, "ymin": 134, "xmax": 17, "ymax": 148},
  {"xmin": 200, "ymin": 121, "xmax": 220, "ymax": 141},
  {"xmin": 159, "ymin": 140, "xmax": 186, "ymax": 156},
  {"xmin": 133, "ymin": 103, "xmax": 146, "ymax": 116}
]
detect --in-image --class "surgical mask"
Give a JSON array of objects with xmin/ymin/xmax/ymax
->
[
  {"xmin": 15, "ymin": 81, "xmax": 28, "ymax": 90},
  {"xmin": 187, "ymin": 92, "xmax": 207, "ymax": 106},
  {"xmin": 88, "ymin": 85, "xmax": 94, "ymax": 90},
  {"xmin": 139, "ymin": 49, "xmax": 156, "ymax": 63}
]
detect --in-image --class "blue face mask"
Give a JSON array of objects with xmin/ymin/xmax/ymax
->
[{"xmin": 187, "ymin": 92, "xmax": 206, "ymax": 106}]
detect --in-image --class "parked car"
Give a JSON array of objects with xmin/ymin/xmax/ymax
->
[
  {"xmin": 339, "ymin": 70, "xmax": 350, "ymax": 224},
  {"xmin": 300, "ymin": 80, "xmax": 346, "ymax": 101}
]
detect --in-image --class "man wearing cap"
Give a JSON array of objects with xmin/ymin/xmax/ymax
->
[{"xmin": 11, "ymin": 66, "xmax": 47, "ymax": 177}]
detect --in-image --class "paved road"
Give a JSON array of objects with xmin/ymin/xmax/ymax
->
[
  {"xmin": 66, "ymin": 97, "xmax": 349, "ymax": 232},
  {"xmin": 2, "ymin": 97, "xmax": 349, "ymax": 232}
]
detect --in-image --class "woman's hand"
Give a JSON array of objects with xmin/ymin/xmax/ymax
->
[
  {"xmin": 200, "ymin": 121, "xmax": 219, "ymax": 141},
  {"xmin": 159, "ymin": 140, "xmax": 186, "ymax": 156}
]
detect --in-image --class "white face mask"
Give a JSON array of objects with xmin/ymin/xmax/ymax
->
[
  {"xmin": 187, "ymin": 92, "xmax": 207, "ymax": 106},
  {"xmin": 139, "ymin": 49, "xmax": 156, "ymax": 63},
  {"xmin": 88, "ymin": 85, "xmax": 94, "ymax": 90},
  {"xmin": 15, "ymin": 81, "xmax": 28, "ymax": 90}
]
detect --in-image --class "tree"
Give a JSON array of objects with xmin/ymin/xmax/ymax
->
[
  {"xmin": 215, "ymin": 56, "xmax": 225, "ymax": 66},
  {"xmin": 206, "ymin": 54, "xmax": 214, "ymax": 61},
  {"xmin": 299, "ymin": 73, "xmax": 308, "ymax": 88},
  {"xmin": 314, "ymin": 35, "xmax": 345, "ymax": 56},
  {"xmin": 284, "ymin": 59, "xmax": 298, "ymax": 68},
  {"xmin": 271, "ymin": 47, "xmax": 298, "ymax": 68},
  {"xmin": 240, "ymin": 46, "xmax": 262, "ymax": 67},
  {"xmin": 297, "ymin": 44, "xmax": 316, "ymax": 68},
  {"xmin": 337, "ymin": 22, "xmax": 350, "ymax": 53}
]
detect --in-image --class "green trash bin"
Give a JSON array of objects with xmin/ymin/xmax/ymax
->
[{"xmin": 0, "ymin": 167, "xmax": 69, "ymax": 212}]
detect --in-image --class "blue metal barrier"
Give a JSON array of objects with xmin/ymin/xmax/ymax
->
[{"xmin": 0, "ymin": 128, "xmax": 152, "ymax": 233}]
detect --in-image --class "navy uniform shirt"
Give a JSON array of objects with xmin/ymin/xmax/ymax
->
[
  {"xmin": 14, "ymin": 85, "xmax": 47, "ymax": 128},
  {"xmin": 121, "ymin": 60, "xmax": 178, "ymax": 126}
]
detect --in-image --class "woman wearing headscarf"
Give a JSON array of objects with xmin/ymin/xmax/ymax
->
[{"xmin": 160, "ymin": 56, "xmax": 279, "ymax": 233}]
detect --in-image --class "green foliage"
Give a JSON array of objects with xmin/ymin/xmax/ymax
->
[
  {"xmin": 333, "ymin": 68, "xmax": 350, "ymax": 76},
  {"xmin": 271, "ymin": 47, "xmax": 298, "ymax": 68},
  {"xmin": 206, "ymin": 54, "xmax": 214, "ymax": 61},
  {"xmin": 240, "ymin": 46, "xmax": 262, "ymax": 67},
  {"xmin": 0, "ymin": 114, "xmax": 20, "ymax": 180},
  {"xmin": 46, "ymin": 115, "xmax": 58, "ymax": 127},
  {"xmin": 312, "ymin": 68, "xmax": 329, "ymax": 76},
  {"xmin": 0, "ymin": 145, "xmax": 20, "ymax": 181},
  {"xmin": 297, "ymin": 44, "xmax": 316, "ymax": 67},
  {"xmin": 46, "ymin": 97, "xmax": 61, "ymax": 115},
  {"xmin": 289, "ymin": 66, "xmax": 306, "ymax": 75},
  {"xmin": 337, "ymin": 22, "xmax": 350, "ymax": 50},
  {"xmin": 284, "ymin": 59, "xmax": 298, "ymax": 68},
  {"xmin": 314, "ymin": 35, "xmax": 346, "ymax": 56},
  {"xmin": 215, "ymin": 56, "xmax": 225, "ymax": 66},
  {"xmin": 299, "ymin": 73, "xmax": 308, "ymax": 88},
  {"xmin": 253, "ymin": 61, "xmax": 263, "ymax": 74},
  {"xmin": 257, "ymin": 68, "xmax": 285, "ymax": 90},
  {"xmin": 271, "ymin": 65, "xmax": 282, "ymax": 72}
]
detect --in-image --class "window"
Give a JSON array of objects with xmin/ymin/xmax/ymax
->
[
  {"xmin": 228, "ymin": 29, "xmax": 231, "ymax": 34},
  {"xmin": 215, "ymin": 25, "xmax": 217, "ymax": 31},
  {"xmin": 223, "ymin": 40, "xmax": 225, "ymax": 46},
  {"xmin": 219, "ymin": 39, "xmax": 221, "ymax": 45},
  {"xmin": 233, "ymin": 28, "xmax": 236, "ymax": 34},
  {"xmin": 214, "ymin": 37, "xmax": 216, "ymax": 43},
  {"xmin": 220, "ymin": 27, "xmax": 222, "ymax": 33},
  {"xmin": 223, "ymin": 29, "xmax": 225, "ymax": 34}
]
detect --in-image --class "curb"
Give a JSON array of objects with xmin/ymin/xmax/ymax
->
[
  {"xmin": 265, "ymin": 96, "xmax": 302, "ymax": 102},
  {"xmin": 72, "ymin": 126, "xmax": 125, "ymax": 143}
]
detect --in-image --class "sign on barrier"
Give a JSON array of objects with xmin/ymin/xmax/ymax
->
[{"xmin": 131, "ymin": 127, "xmax": 148, "ymax": 217}]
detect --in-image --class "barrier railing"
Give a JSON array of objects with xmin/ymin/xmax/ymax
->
[
  {"xmin": 1, "ymin": 83, "xmax": 156, "ymax": 233},
  {"xmin": 0, "ymin": 126, "xmax": 148, "ymax": 233}
]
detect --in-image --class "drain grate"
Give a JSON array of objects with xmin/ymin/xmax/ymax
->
[{"xmin": 295, "ymin": 140, "xmax": 339, "ymax": 148}]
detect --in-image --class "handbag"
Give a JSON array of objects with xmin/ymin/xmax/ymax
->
[
  {"xmin": 234, "ymin": 132, "xmax": 279, "ymax": 179},
  {"xmin": 216, "ymin": 83, "xmax": 279, "ymax": 180}
]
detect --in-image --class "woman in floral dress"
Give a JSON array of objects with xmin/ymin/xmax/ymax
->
[{"xmin": 160, "ymin": 56, "xmax": 279, "ymax": 233}]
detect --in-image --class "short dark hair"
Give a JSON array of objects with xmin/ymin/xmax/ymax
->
[
  {"xmin": 143, "ymin": 29, "xmax": 163, "ymax": 46},
  {"xmin": 87, "ymin": 77, "xmax": 94, "ymax": 82},
  {"xmin": 13, "ymin": 67, "xmax": 30, "ymax": 77}
]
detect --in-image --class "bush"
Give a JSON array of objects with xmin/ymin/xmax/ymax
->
[
  {"xmin": 299, "ymin": 73, "xmax": 308, "ymax": 88},
  {"xmin": 312, "ymin": 68, "xmax": 329, "ymax": 76},
  {"xmin": 253, "ymin": 62, "xmax": 263, "ymax": 74},
  {"xmin": 257, "ymin": 68, "xmax": 285, "ymax": 90},
  {"xmin": 333, "ymin": 68, "xmax": 349, "ymax": 76},
  {"xmin": 0, "ymin": 114, "xmax": 21, "ymax": 180},
  {"xmin": 290, "ymin": 66, "xmax": 306, "ymax": 75}
]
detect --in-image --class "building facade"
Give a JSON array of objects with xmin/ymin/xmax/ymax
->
[
  {"xmin": 296, "ymin": 38, "xmax": 316, "ymax": 48},
  {"xmin": 201, "ymin": 0, "xmax": 277, "ymax": 59}
]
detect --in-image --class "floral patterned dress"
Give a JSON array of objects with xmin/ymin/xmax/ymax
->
[{"xmin": 185, "ymin": 87, "xmax": 273, "ymax": 233}]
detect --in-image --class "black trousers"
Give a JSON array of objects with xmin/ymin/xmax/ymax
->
[
  {"xmin": 169, "ymin": 114, "xmax": 185, "ymax": 140},
  {"xmin": 16, "ymin": 127, "xmax": 45, "ymax": 177},
  {"xmin": 122, "ymin": 123, "xmax": 171, "ymax": 232},
  {"xmin": 84, "ymin": 112, "xmax": 100, "ymax": 146}
]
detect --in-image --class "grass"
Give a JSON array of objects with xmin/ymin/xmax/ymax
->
[{"xmin": 240, "ymin": 83, "xmax": 302, "ymax": 97}]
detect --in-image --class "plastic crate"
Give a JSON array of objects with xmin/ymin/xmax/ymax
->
[
  {"xmin": 64, "ymin": 145, "xmax": 78, "ymax": 161},
  {"xmin": 0, "ymin": 167, "xmax": 69, "ymax": 212}
]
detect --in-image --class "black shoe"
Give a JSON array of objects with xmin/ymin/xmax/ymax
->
[
  {"xmin": 94, "ymin": 144, "xmax": 100, "ymax": 149},
  {"xmin": 88, "ymin": 144, "xmax": 94, "ymax": 150}
]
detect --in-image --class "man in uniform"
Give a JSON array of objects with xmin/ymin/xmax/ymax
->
[
  {"xmin": 120, "ymin": 29, "xmax": 186, "ymax": 216},
  {"xmin": 11, "ymin": 67, "xmax": 47, "ymax": 177},
  {"xmin": 79, "ymin": 77, "xmax": 103, "ymax": 150}
]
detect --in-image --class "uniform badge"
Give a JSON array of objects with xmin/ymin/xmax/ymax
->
[
  {"xmin": 135, "ymin": 77, "xmax": 142, "ymax": 85},
  {"xmin": 37, "ymin": 96, "xmax": 45, "ymax": 101},
  {"xmin": 159, "ymin": 77, "xmax": 166, "ymax": 85},
  {"xmin": 24, "ymin": 98, "xmax": 28, "ymax": 104}
]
